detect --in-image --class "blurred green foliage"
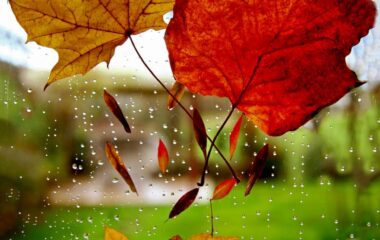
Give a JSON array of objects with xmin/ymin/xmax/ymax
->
[
  {"xmin": 1, "ymin": 64, "xmax": 380, "ymax": 239},
  {"xmin": 10, "ymin": 182, "xmax": 380, "ymax": 240},
  {"xmin": 0, "ymin": 68, "xmax": 90, "ymax": 237}
]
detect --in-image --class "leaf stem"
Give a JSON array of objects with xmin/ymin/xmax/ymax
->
[
  {"xmin": 129, "ymin": 36, "xmax": 239, "ymax": 183},
  {"xmin": 197, "ymin": 55, "xmax": 264, "ymax": 186},
  {"xmin": 210, "ymin": 199, "xmax": 214, "ymax": 237},
  {"xmin": 198, "ymin": 106, "xmax": 236, "ymax": 186},
  {"xmin": 129, "ymin": 36, "xmax": 192, "ymax": 118}
]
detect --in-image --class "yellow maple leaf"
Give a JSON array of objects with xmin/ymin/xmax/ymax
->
[
  {"xmin": 189, "ymin": 233, "xmax": 239, "ymax": 240},
  {"xmin": 104, "ymin": 227, "xmax": 129, "ymax": 240},
  {"xmin": 10, "ymin": 0, "xmax": 174, "ymax": 89}
]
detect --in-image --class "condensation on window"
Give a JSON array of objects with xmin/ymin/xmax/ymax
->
[{"xmin": 1, "ymin": 1, "xmax": 380, "ymax": 240}]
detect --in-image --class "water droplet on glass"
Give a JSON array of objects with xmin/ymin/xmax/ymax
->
[
  {"xmin": 72, "ymin": 163, "xmax": 78, "ymax": 170},
  {"xmin": 83, "ymin": 232, "xmax": 89, "ymax": 240}
]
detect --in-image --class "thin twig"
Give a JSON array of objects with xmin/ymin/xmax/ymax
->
[
  {"xmin": 129, "ymin": 37, "xmax": 192, "ymax": 118},
  {"xmin": 198, "ymin": 106, "xmax": 236, "ymax": 186},
  {"xmin": 129, "ymin": 36, "xmax": 239, "ymax": 182},
  {"xmin": 210, "ymin": 200, "xmax": 214, "ymax": 237},
  {"xmin": 198, "ymin": 55, "xmax": 264, "ymax": 186}
]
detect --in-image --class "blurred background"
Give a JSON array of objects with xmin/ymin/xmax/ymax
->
[{"xmin": 2, "ymin": 1, "xmax": 380, "ymax": 240}]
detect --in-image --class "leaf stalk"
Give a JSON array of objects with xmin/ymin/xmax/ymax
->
[
  {"xmin": 197, "ymin": 55, "xmax": 264, "ymax": 186},
  {"xmin": 129, "ymin": 36, "xmax": 239, "ymax": 183},
  {"xmin": 210, "ymin": 200, "xmax": 214, "ymax": 237}
]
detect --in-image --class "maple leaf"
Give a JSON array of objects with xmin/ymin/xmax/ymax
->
[
  {"xmin": 165, "ymin": 0, "xmax": 376, "ymax": 136},
  {"xmin": 10, "ymin": 0, "xmax": 174, "ymax": 89},
  {"xmin": 104, "ymin": 227, "xmax": 129, "ymax": 240}
]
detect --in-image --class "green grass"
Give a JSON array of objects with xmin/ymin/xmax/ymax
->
[{"xmin": 11, "ymin": 181, "xmax": 380, "ymax": 240}]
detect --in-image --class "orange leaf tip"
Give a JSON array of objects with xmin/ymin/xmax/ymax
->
[
  {"xmin": 157, "ymin": 139, "xmax": 170, "ymax": 173},
  {"xmin": 212, "ymin": 178, "xmax": 237, "ymax": 200},
  {"xmin": 229, "ymin": 115, "xmax": 243, "ymax": 160}
]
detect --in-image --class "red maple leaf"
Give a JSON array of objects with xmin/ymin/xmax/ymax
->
[{"xmin": 165, "ymin": 0, "xmax": 376, "ymax": 136}]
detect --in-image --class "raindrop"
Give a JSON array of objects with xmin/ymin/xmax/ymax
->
[
  {"xmin": 72, "ymin": 163, "xmax": 78, "ymax": 170},
  {"xmin": 83, "ymin": 233, "xmax": 89, "ymax": 240}
]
